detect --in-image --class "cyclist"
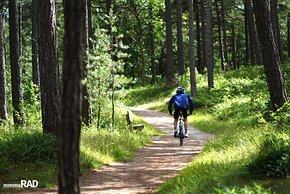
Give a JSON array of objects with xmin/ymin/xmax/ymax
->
[{"xmin": 168, "ymin": 87, "xmax": 194, "ymax": 138}]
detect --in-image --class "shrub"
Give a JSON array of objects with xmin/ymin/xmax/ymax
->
[
  {"xmin": 0, "ymin": 131, "xmax": 58, "ymax": 174},
  {"xmin": 247, "ymin": 132, "xmax": 290, "ymax": 178},
  {"xmin": 214, "ymin": 184, "xmax": 271, "ymax": 194}
]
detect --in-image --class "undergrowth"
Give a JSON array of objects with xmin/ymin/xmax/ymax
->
[{"xmin": 0, "ymin": 107, "xmax": 161, "ymax": 190}]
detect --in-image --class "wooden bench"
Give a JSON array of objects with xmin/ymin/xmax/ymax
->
[{"xmin": 126, "ymin": 110, "xmax": 145, "ymax": 131}]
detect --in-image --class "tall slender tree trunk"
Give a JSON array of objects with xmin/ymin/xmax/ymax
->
[
  {"xmin": 58, "ymin": 0, "xmax": 85, "ymax": 193},
  {"xmin": 244, "ymin": 6, "xmax": 250, "ymax": 66},
  {"xmin": 37, "ymin": 0, "xmax": 60, "ymax": 134},
  {"xmin": 270, "ymin": 0, "xmax": 283, "ymax": 62},
  {"xmin": 18, "ymin": 3, "xmax": 22, "ymax": 57},
  {"xmin": 231, "ymin": 23, "xmax": 237, "ymax": 70},
  {"xmin": 165, "ymin": 0, "xmax": 174, "ymax": 87},
  {"xmin": 200, "ymin": 0, "xmax": 207, "ymax": 75},
  {"xmin": 288, "ymin": 13, "xmax": 290, "ymax": 59},
  {"xmin": 0, "ymin": 2, "xmax": 7, "ymax": 121},
  {"xmin": 206, "ymin": 0, "xmax": 214, "ymax": 88},
  {"xmin": 245, "ymin": 0, "xmax": 255, "ymax": 66},
  {"xmin": 245, "ymin": 0, "xmax": 262, "ymax": 66},
  {"xmin": 9, "ymin": 0, "xmax": 25, "ymax": 126},
  {"xmin": 188, "ymin": 0, "xmax": 197, "ymax": 96},
  {"xmin": 214, "ymin": 0, "xmax": 224, "ymax": 71},
  {"xmin": 252, "ymin": 0, "xmax": 288, "ymax": 111},
  {"xmin": 82, "ymin": 0, "xmax": 92, "ymax": 126},
  {"xmin": 31, "ymin": 0, "xmax": 39, "ymax": 87},
  {"xmin": 195, "ymin": 0, "xmax": 203, "ymax": 74},
  {"xmin": 148, "ymin": 1, "xmax": 157, "ymax": 84},
  {"xmin": 177, "ymin": 0, "xmax": 185, "ymax": 75},
  {"xmin": 221, "ymin": 0, "xmax": 229, "ymax": 70}
]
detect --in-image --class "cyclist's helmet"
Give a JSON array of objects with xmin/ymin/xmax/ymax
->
[{"xmin": 176, "ymin": 87, "xmax": 184, "ymax": 94}]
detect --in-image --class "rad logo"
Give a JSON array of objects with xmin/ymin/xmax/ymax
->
[{"xmin": 20, "ymin": 180, "xmax": 39, "ymax": 188}]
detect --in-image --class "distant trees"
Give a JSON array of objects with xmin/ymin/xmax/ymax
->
[
  {"xmin": 252, "ymin": 0, "xmax": 288, "ymax": 110},
  {"xmin": 58, "ymin": 0, "xmax": 85, "ymax": 192},
  {"xmin": 36, "ymin": 0, "xmax": 60, "ymax": 134},
  {"xmin": 9, "ymin": 0, "xmax": 24, "ymax": 126}
]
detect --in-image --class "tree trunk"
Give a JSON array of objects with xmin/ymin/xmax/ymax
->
[
  {"xmin": 206, "ymin": 0, "xmax": 214, "ymax": 88},
  {"xmin": 9, "ymin": 0, "xmax": 25, "ymax": 126},
  {"xmin": 188, "ymin": 0, "xmax": 197, "ymax": 96},
  {"xmin": 195, "ymin": 0, "xmax": 203, "ymax": 74},
  {"xmin": 165, "ymin": 0, "xmax": 174, "ymax": 87},
  {"xmin": 231, "ymin": 23, "xmax": 237, "ymax": 70},
  {"xmin": 0, "ymin": 2, "xmax": 7, "ymax": 121},
  {"xmin": 214, "ymin": 0, "xmax": 224, "ymax": 71},
  {"xmin": 37, "ymin": 0, "xmax": 60, "ymax": 134},
  {"xmin": 201, "ymin": 0, "xmax": 207, "ymax": 75},
  {"xmin": 288, "ymin": 13, "xmax": 290, "ymax": 59},
  {"xmin": 18, "ymin": 3, "xmax": 22, "ymax": 57},
  {"xmin": 58, "ymin": 0, "xmax": 85, "ymax": 193},
  {"xmin": 82, "ymin": 0, "xmax": 92, "ymax": 126},
  {"xmin": 244, "ymin": 6, "xmax": 250, "ymax": 66},
  {"xmin": 221, "ymin": 0, "xmax": 229, "ymax": 70},
  {"xmin": 270, "ymin": 0, "xmax": 283, "ymax": 62},
  {"xmin": 31, "ymin": 0, "xmax": 40, "ymax": 87},
  {"xmin": 148, "ymin": 1, "xmax": 157, "ymax": 84},
  {"xmin": 246, "ymin": 0, "xmax": 262, "ymax": 65},
  {"xmin": 177, "ymin": 0, "xmax": 185, "ymax": 75},
  {"xmin": 252, "ymin": 0, "xmax": 288, "ymax": 111}
]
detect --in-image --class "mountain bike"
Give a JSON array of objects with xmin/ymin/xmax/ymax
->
[{"xmin": 177, "ymin": 113, "xmax": 185, "ymax": 146}]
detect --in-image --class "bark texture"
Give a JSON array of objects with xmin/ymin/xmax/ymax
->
[
  {"xmin": 32, "ymin": 0, "xmax": 40, "ymax": 87},
  {"xmin": 206, "ymin": 0, "xmax": 214, "ymax": 88},
  {"xmin": 37, "ymin": 0, "xmax": 60, "ymax": 134},
  {"xmin": 188, "ymin": 0, "xmax": 197, "ymax": 96},
  {"xmin": 0, "ymin": 2, "xmax": 7, "ymax": 121},
  {"xmin": 252, "ymin": 0, "xmax": 288, "ymax": 110},
  {"xmin": 177, "ymin": 0, "xmax": 185, "ymax": 75},
  {"xmin": 270, "ymin": 0, "xmax": 283, "ymax": 61},
  {"xmin": 58, "ymin": 0, "xmax": 85, "ymax": 193},
  {"xmin": 9, "ymin": 0, "xmax": 25, "ymax": 126}
]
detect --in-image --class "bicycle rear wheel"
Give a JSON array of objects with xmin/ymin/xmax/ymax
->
[{"xmin": 179, "ymin": 133, "xmax": 184, "ymax": 146}]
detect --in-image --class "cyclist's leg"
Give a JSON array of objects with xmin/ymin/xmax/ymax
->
[
  {"xmin": 173, "ymin": 109, "xmax": 180, "ymax": 137},
  {"xmin": 182, "ymin": 109, "xmax": 189, "ymax": 137}
]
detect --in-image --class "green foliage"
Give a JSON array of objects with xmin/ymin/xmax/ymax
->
[
  {"xmin": 270, "ymin": 101, "xmax": 290, "ymax": 130},
  {"xmin": 214, "ymin": 184, "xmax": 272, "ymax": 194},
  {"xmin": 247, "ymin": 132, "xmax": 290, "ymax": 179},
  {"xmin": 0, "ymin": 131, "xmax": 57, "ymax": 174},
  {"xmin": 124, "ymin": 85, "xmax": 174, "ymax": 107}
]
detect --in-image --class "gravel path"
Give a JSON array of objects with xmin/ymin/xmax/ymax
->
[{"xmin": 80, "ymin": 108, "xmax": 213, "ymax": 194}]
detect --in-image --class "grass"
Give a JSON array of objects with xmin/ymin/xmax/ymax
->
[
  {"xmin": 0, "ymin": 107, "xmax": 162, "ymax": 191},
  {"xmin": 125, "ymin": 64, "xmax": 290, "ymax": 193}
]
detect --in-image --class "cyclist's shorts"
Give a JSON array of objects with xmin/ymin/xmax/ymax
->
[{"xmin": 174, "ymin": 108, "xmax": 188, "ymax": 119}]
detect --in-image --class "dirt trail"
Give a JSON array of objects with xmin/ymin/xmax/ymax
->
[
  {"xmin": 80, "ymin": 108, "xmax": 213, "ymax": 194},
  {"xmin": 15, "ymin": 108, "xmax": 213, "ymax": 194}
]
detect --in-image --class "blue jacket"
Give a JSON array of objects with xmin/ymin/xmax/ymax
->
[{"xmin": 168, "ymin": 93, "xmax": 194, "ymax": 114}]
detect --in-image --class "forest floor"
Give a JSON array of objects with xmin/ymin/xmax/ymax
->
[{"xmin": 17, "ymin": 108, "xmax": 213, "ymax": 194}]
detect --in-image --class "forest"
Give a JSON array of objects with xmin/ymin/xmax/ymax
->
[{"xmin": 0, "ymin": 0, "xmax": 289, "ymax": 193}]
